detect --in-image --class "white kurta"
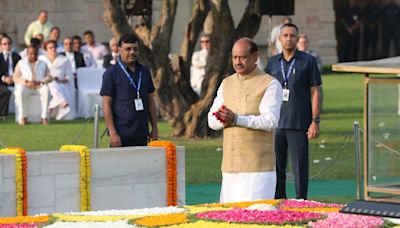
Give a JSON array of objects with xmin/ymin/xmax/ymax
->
[
  {"xmin": 208, "ymin": 78, "xmax": 283, "ymax": 203},
  {"xmin": 40, "ymin": 55, "xmax": 76, "ymax": 120},
  {"xmin": 190, "ymin": 49, "xmax": 208, "ymax": 95}
]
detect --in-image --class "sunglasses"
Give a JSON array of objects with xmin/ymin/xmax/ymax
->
[{"xmin": 201, "ymin": 40, "xmax": 210, "ymax": 43}]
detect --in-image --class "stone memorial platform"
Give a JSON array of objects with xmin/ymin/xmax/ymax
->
[{"xmin": 0, "ymin": 146, "xmax": 185, "ymax": 217}]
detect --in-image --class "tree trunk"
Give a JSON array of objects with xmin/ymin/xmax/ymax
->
[{"xmin": 102, "ymin": 0, "xmax": 262, "ymax": 138}]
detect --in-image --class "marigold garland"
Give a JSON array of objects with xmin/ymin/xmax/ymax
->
[
  {"xmin": 59, "ymin": 145, "xmax": 91, "ymax": 211},
  {"xmin": 184, "ymin": 206, "xmax": 232, "ymax": 214},
  {"xmin": 0, "ymin": 215, "xmax": 50, "ymax": 224},
  {"xmin": 148, "ymin": 140, "xmax": 177, "ymax": 206},
  {"xmin": 0, "ymin": 147, "xmax": 28, "ymax": 216},
  {"xmin": 132, "ymin": 213, "xmax": 188, "ymax": 227}
]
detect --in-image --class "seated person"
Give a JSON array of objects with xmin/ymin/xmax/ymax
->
[
  {"xmin": 40, "ymin": 40, "xmax": 76, "ymax": 120},
  {"xmin": 13, "ymin": 45, "xmax": 52, "ymax": 125},
  {"xmin": 60, "ymin": 37, "xmax": 86, "ymax": 89},
  {"xmin": 0, "ymin": 35, "xmax": 21, "ymax": 120},
  {"xmin": 72, "ymin": 35, "xmax": 97, "ymax": 68},
  {"xmin": 19, "ymin": 36, "xmax": 46, "ymax": 59},
  {"xmin": 103, "ymin": 37, "xmax": 119, "ymax": 69},
  {"xmin": 82, "ymin": 30, "xmax": 108, "ymax": 67}
]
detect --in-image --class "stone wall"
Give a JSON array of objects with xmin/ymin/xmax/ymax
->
[
  {"xmin": 0, "ymin": 146, "xmax": 185, "ymax": 217},
  {"xmin": 0, "ymin": 0, "xmax": 337, "ymax": 64}
]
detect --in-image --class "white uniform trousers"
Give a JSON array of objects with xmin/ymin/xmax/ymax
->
[
  {"xmin": 220, "ymin": 171, "xmax": 276, "ymax": 203},
  {"xmin": 14, "ymin": 85, "xmax": 50, "ymax": 120}
]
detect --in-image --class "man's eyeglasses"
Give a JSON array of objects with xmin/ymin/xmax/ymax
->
[
  {"xmin": 121, "ymin": 47, "xmax": 138, "ymax": 52},
  {"xmin": 1, "ymin": 42, "xmax": 11, "ymax": 46},
  {"xmin": 201, "ymin": 40, "xmax": 210, "ymax": 43}
]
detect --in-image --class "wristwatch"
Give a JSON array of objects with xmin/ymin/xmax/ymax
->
[{"xmin": 312, "ymin": 117, "xmax": 320, "ymax": 124}]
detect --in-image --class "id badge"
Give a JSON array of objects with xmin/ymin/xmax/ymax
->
[
  {"xmin": 282, "ymin": 89, "xmax": 290, "ymax": 101},
  {"xmin": 134, "ymin": 98, "xmax": 144, "ymax": 111}
]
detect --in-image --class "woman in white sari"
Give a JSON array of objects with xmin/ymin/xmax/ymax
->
[{"xmin": 40, "ymin": 40, "xmax": 76, "ymax": 120}]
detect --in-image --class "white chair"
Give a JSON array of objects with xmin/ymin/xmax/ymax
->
[{"xmin": 76, "ymin": 67, "xmax": 105, "ymax": 118}]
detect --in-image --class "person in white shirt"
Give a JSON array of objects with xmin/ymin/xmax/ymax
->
[
  {"xmin": 49, "ymin": 26, "xmax": 64, "ymax": 53},
  {"xmin": 40, "ymin": 40, "xmax": 76, "ymax": 120},
  {"xmin": 60, "ymin": 37, "xmax": 86, "ymax": 89},
  {"xmin": 190, "ymin": 34, "xmax": 211, "ymax": 96},
  {"xmin": 270, "ymin": 17, "xmax": 292, "ymax": 56},
  {"xmin": 208, "ymin": 38, "xmax": 282, "ymax": 203},
  {"xmin": 13, "ymin": 45, "xmax": 52, "ymax": 125},
  {"xmin": 82, "ymin": 30, "xmax": 108, "ymax": 68}
]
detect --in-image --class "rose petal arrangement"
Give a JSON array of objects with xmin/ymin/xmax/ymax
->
[{"xmin": 0, "ymin": 199, "xmax": 398, "ymax": 227}]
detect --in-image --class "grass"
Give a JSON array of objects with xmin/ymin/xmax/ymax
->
[{"xmin": 0, "ymin": 73, "xmax": 381, "ymax": 203}]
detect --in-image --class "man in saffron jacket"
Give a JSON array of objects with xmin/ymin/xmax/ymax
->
[{"xmin": 208, "ymin": 38, "xmax": 282, "ymax": 203}]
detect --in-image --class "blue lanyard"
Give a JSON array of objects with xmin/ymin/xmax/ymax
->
[
  {"xmin": 280, "ymin": 58, "xmax": 296, "ymax": 87},
  {"xmin": 118, "ymin": 60, "xmax": 142, "ymax": 98}
]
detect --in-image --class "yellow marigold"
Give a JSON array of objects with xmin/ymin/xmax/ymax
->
[
  {"xmin": 196, "ymin": 199, "xmax": 280, "ymax": 208},
  {"xmin": 167, "ymin": 220, "xmax": 303, "ymax": 228},
  {"xmin": 184, "ymin": 206, "xmax": 232, "ymax": 214},
  {"xmin": 60, "ymin": 145, "xmax": 91, "ymax": 211},
  {"xmin": 133, "ymin": 213, "xmax": 187, "ymax": 227},
  {"xmin": 281, "ymin": 207, "xmax": 341, "ymax": 213},
  {"xmin": 0, "ymin": 215, "xmax": 50, "ymax": 224}
]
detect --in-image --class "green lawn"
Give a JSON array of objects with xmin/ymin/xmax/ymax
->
[{"xmin": 0, "ymin": 73, "xmax": 372, "ymax": 203}]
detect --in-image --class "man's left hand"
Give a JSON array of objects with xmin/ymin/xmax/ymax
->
[
  {"xmin": 217, "ymin": 106, "xmax": 236, "ymax": 127},
  {"xmin": 307, "ymin": 122, "xmax": 319, "ymax": 139},
  {"xmin": 149, "ymin": 129, "xmax": 158, "ymax": 141}
]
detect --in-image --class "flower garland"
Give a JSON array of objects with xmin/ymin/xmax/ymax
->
[
  {"xmin": 44, "ymin": 220, "xmax": 133, "ymax": 228},
  {"xmin": 51, "ymin": 206, "xmax": 186, "ymax": 223},
  {"xmin": 0, "ymin": 224, "xmax": 41, "ymax": 228},
  {"xmin": 195, "ymin": 208, "xmax": 322, "ymax": 225},
  {"xmin": 0, "ymin": 215, "xmax": 49, "ymax": 224},
  {"xmin": 132, "ymin": 213, "xmax": 188, "ymax": 227},
  {"xmin": 308, "ymin": 212, "xmax": 384, "ymax": 228},
  {"xmin": 167, "ymin": 220, "xmax": 303, "ymax": 228},
  {"xmin": 148, "ymin": 140, "xmax": 177, "ymax": 206},
  {"xmin": 184, "ymin": 206, "xmax": 232, "ymax": 214},
  {"xmin": 59, "ymin": 145, "xmax": 91, "ymax": 211},
  {"xmin": 0, "ymin": 147, "xmax": 28, "ymax": 216},
  {"xmin": 196, "ymin": 199, "xmax": 281, "ymax": 208},
  {"xmin": 278, "ymin": 199, "xmax": 344, "ymax": 209}
]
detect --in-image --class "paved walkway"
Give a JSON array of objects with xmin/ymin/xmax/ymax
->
[{"xmin": 186, "ymin": 179, "xmax": 357, "ymax": 205}]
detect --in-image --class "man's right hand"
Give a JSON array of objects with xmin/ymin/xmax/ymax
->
[
  {"xmin": 26, "ymin": 80, "xmax": 37, "ymax": 89},
  {"xmin": 109, "ymin": 131, "xmax": 122, "ymax": 147},
  {"xmin": 2, "ymin": 76, "xmax": 13, "ymax": 85}
]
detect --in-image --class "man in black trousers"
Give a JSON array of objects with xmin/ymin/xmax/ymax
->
[
  {"xmin": 362, "ymin": 0, "xmax": 381, "ymax": 60},
  {"xmin": 0, "ymin": 35, "xmax": 21, "ymax": 120},
  {"xmin": 382, "ymin": 0, "xmax": 400, "ymax": 57},
  {"xmin": 265, "ymin": 23, "xmax": 321, "ymax": 199}
]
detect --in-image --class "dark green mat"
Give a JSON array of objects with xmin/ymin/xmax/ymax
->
[{"xmin": 186, "ymin": 179, "xmax": 357, "ymax": 205}]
